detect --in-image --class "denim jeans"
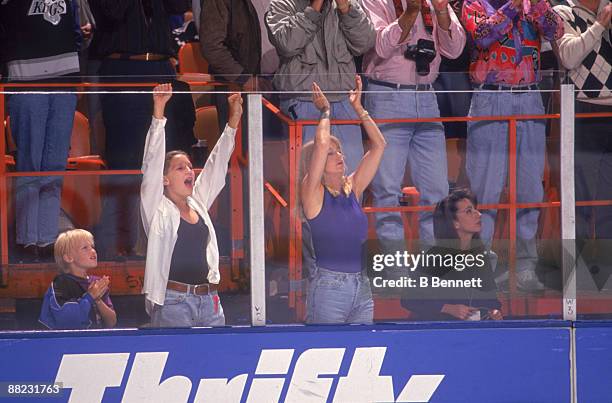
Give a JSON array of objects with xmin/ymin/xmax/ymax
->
[
  {"xmin": 466, "ymin": 90, "xmax": 545, "ymax": 250},
  {"xmin": 151, "ymin": 289, "xmax": 225, "ymax": 327},
  {"xmin": 280, "ymin": 98, "xmax": 364, "ymax": 174},
  {"xmin": 364, "ymin": 83, "xmax": 448, "ymax": 246},
  {"xmin": 306, "ymin": 267, "xmax": 373, "ymax": 324},
  {"xmin": 9, "ymin": 93, "xmax": 77, "ymax": 246},
  {"xmin": 433, "ymin": 70, "xmax": 472, "ymax": 139}
]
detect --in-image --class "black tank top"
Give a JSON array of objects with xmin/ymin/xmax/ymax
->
[{"xmin": 168, "ymin": 214, "xmax": 209, "ymax": 285}]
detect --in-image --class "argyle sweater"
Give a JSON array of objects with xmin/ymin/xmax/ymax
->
[{"xmin": 554, "ymin": 0, "xmax": 612, "ymax": 105}]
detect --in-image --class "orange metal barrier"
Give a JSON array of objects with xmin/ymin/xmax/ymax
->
[
  {"xmin": 0, "ymin": 81, "xmax": 246, "ymax": 293},
  {"xmin": 3, "ymin": 82, "xmax": 612, "ymax": 318}
]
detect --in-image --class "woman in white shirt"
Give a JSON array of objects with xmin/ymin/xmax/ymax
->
[{"xmin": 140, "ymin": 84, "xmax": 243, "ymax": 327}]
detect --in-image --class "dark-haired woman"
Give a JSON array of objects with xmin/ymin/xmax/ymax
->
[
  {"xmin": 402, "ymin": 189, "xmax": 502, "ymax": 321},
  {"xmin": 140, "ymin": 84, "xmax": 243, "ymax": 327},
  {"xmin": 301, "ymin": 76, "xmax": 386, "ymax": 324}
]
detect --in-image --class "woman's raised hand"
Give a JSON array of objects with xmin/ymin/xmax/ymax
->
[
  {"xmin": 349, "ymin": 75, "xmax": 365, "ymax": 115},
  {"xmin": 312, "ymin": 82, "xmax": 330, "ymax": 113}
]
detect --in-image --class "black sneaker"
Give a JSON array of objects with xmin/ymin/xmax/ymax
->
[{"xmin": 17, "ymin": 244, "xmax": 39, "ymax": 263}]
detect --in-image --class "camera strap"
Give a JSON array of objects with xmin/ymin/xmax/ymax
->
[{"xmin": 392, "ymin": 0, "xmax": 434, "ymax": 35}]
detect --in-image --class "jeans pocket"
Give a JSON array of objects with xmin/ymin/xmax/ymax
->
[
  {"xmin": 315, "ymin": 274, "xmax": 344, "ymax": 289},
  {"xmin": 470, "ymin": 92, "xmax": 494, "ymax": 117},
  {"xmin": 164, "ymin": 290, "xmax": 187, "ymax": 305}
]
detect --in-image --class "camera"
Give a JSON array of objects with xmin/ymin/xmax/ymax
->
[{"xmin": 404, "ymin": 39, "xmax": 436, "ymax": 76}]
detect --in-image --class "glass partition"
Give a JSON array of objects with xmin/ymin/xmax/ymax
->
[
  {"xmin": 574, "ymin": 86, "xmax": 612, "ymax": 320},
  {"xmin": 0, "ymin": 76, "xmax": 253, "ymax": 330},
  {"xmin": 0, "ymin": 70, "xmax": 585, "ymax": 330},
  {"xmin": 261, "ymin": 72, "xmax": 566, "ymax": 324}
]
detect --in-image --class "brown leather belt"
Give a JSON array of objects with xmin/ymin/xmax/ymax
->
[
  {"xmin": 107, "ymin": 53, "xmax": 169, "ymax": 61},
  {"xmin": 167, "ymin": 280, "xmax": 218, "ymax": 295}
]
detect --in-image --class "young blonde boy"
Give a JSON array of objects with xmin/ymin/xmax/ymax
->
[{"xmin": 39, "ymin": 229, "xmax": 117, "ymax": 329}]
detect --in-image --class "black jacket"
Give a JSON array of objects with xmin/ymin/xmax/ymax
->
[
  {"xmin": 401, "ymin": 244, "xmax": 501, "ymax": 321},
  {"xmin": 89, "ymin": 0, "xmax": 190, "ymax": 58},
  {"xmin": 199, "ymin": 0, "xmax": 261, "ymax": 83}
]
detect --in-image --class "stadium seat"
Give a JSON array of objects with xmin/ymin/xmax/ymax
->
[
  {"xmin": 194, "ymin": 106, "xmax": 220, "ymax": 148},
  {"xmin": 178, "ymin": 43, "xmax": 209, "ymax": 74},
  {"xmin": 62, "ymin": 112, "xmax": 105, "ymax": 229}
]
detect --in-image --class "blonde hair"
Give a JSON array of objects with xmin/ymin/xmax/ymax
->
[
  {"xmin": 54, "ymin": 229, "xmax": 95, "ymax": 272},
  {"xmin": 299, "ymin": 136, "xmax": 351, "ymax": 198}
]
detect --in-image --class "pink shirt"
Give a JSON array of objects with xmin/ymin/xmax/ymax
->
[{"xmin": 362, "ymin": 0, "xmax": 466, "ymax": 85}]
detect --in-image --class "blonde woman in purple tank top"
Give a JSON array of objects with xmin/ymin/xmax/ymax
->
[{"xmin": 300, "ymin": 76, "xmax": 387, "ymax": 324}]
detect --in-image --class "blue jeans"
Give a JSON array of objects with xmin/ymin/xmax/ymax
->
[
  {"xmin": 151, "ymin": 289, "xmax": 225, "ymax": 327},
  {"xmin": 364, "ymin": 83, "xmax": 448, "ymax": 245},
  {"xmin": 467, "ymin": 90, "xmax": 545, "ymax": 248},
  {"xmin": 280, "ymin": 98, "xmax": 364, "ymax": 174},
  {"xmin": 306, "ymin": 267, "xmax": 373, "ymax": 324},
  {"xmin": 9, "ymin": 93, "xmax": 77, "ymax": 246}
]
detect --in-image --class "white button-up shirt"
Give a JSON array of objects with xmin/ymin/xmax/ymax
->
[{"xmin": 140, "ymin": 117, "xmax": 236, "ymax": 314}]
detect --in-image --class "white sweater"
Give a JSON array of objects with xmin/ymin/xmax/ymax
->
[
  {"xmin": 140, "ymin": 117, "xmax": 236, "ymax": 314},
  {"xmin": 554, "ymin": 0, "xmax": 611, "ymax": 105}
]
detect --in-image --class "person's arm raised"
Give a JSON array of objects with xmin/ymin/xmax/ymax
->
[
  {"xmin": 193, "ymin": 94, "xmax": 242, "ymax": 209},
  {"xmin": 348, "ymin": 75, "xmax": 386, "ymax": 200},
  {"xmin": 141, "ymin": 84, "xmax": 172, "ymax": 234},
  {"xmin": 301, "ymin": 82, "xmax": 332, "ymax": 220}
]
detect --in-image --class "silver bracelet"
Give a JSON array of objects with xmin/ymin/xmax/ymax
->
[{"xmin": 435, "ymin": 8, "xmax": 449, "ymax": 14}]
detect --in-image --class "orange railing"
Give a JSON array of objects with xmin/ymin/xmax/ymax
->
[
  {"xmin": 0, "ymin": 81, "xmax": 246, "ymax": 286},
  {"xmin": 3, "ymin": 83, "xmax": 612, "ymax": 319}
]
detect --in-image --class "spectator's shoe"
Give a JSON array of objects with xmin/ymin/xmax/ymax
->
[
  {"xmin": 98, "ymin": 248, "xmax": 127, "ymax": 262},
  {"xmin": 17, "ymin": 244, "xmax": 39, "ymax": 263},
  {"xmin": 38, "ymin": 244, "xmax": 55, "ymax": 263},
  {"xmin": 517, "ymin": 270, "xmax": 546, "ymax": 292}
]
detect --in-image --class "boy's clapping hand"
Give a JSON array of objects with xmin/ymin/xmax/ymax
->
[{"xmin": 88, "ymin": 277, "xmax": 110, "ymax": 301}]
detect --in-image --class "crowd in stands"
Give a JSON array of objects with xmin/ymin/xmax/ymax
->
[{"xmin": 0, "ymin": 0, "xmax": 610, "ymax": 328}]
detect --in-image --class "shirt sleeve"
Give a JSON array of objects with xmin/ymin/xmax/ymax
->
[
  {"xmin": 140, "ymin": 117, "xmax": 167, "ymax": 236},
  {"xmin": 192, "ymin": 124, "xmax": 237, "ymax": 209},
  {"xmin": 362, "ymin": 0, "xmax": 412, "ymax": 60},
  {"xmin": 265, "ymin": 0, "xmax": 322, "ymax": 58},
  {"xmin": 554, "ymin": 5, "xmax": 603, "ymax": 70},
  {"xmin": 527, "ymin": 0, "xmax": 564, "ymax": 42},
  {"xmin": 462, "ymin": 0, "xmax": 519, "ymax": 49},
  {"xmin": 337, "ymin": 0, "xmax": 376, "ymax": 56},
  {"xmin": 435, "ymin": 5, "xmax": 467, "ymax": 59}
]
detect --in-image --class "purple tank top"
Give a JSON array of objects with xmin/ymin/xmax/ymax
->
[{"xmin": 307, "ymin": 188, "xmax": 368, "ymax": 273}]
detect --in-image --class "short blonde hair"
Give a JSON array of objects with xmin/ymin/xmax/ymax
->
[{"xmin": 54, "ymin": 229, "xmax": 95, "ymax": 272}]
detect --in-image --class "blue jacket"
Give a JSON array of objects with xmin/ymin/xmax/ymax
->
[{"xmin": 39, "ymin": 275, "xmax": 95, "ymax": 330}]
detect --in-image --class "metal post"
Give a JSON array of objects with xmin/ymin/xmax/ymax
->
[
  {"xmin": 560, "ymin": 83, "xmax": 577, "ymax": 403},
  {"xmin": 0, "ymin": 85, "xmax": 8, "ymax": 272},
  {"xmin": 560, "ymin": 84, "xmax": 576, "ymax": 322},
  {"xmin": 247, "ymin": 94, "xmax": 266, "ymax": 326},
  {"xmin": 508, "ymin": 119, "xmax": 518, "ymax": 315}
]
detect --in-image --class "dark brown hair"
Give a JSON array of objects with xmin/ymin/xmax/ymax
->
[
  {"xmin": 433, "ymin": 188, "xmax": 479, "ymax": 242},
  {"xmin": 163, "ymin": 150, "xmax": 190, "ymax": 175}
]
